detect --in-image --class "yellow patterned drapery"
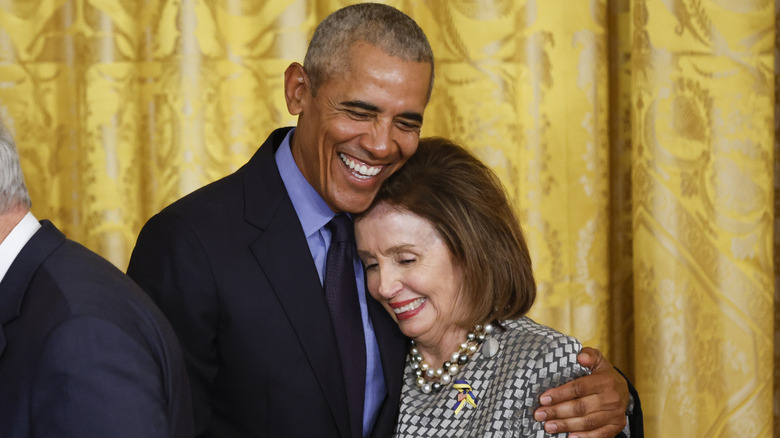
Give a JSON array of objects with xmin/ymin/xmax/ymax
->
[{"xmin": 0, "ymin": 0, "xmax": 775, "ymax": 436}]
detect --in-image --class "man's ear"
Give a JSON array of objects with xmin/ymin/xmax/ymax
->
[{"xmin": 284, "ymin": 62, "xmax": 309, "ymax": 116}]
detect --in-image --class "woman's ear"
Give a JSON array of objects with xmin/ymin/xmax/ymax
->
[{"xmin": 284, "ymin": 62, "xmax": 309, "ymax": 115}]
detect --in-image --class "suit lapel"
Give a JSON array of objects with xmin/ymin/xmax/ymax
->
[
  {"xmin": 367, "ymin": 293, "xmax": 406, "ymax": 437},
  {"xmin": 244, "ymin": 129, "xmax": 351, "ymax": 438},
  {"xmin": 0, "ymin": 221, "xmax": 64, "ymax": 357}
]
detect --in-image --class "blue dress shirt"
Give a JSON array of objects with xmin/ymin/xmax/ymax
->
[{"xmin": 275, "ymin": 129, "xmax": 385, "ymax": 437}]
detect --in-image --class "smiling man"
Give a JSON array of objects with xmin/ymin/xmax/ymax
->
[
  {"xmin": 285, "ymin": 40, "xmax": 430, "ymax": 214},
  {"xmin": 127, "ymin": 4, "xmax": 639, "ymax": 438}
]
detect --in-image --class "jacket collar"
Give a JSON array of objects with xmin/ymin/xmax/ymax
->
[
  {"xmin": 244, "ymin": 128, "xmax": 353, "ymax": 437},
  {"xmin": 0, "ymin": 221, "xmax": 65, "ymax": 354},
  {"xmin": 242, "ymin": 127, "xmax": 406, "ymax": 437}
]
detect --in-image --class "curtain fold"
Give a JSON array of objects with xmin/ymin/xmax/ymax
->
[
  {"xmin": 0, "ymin": 0, "xmax": 775, "ymax": 436},
  {"xmin": 632, "ymin": 0, "xmax": 774, "ymax": 435}
]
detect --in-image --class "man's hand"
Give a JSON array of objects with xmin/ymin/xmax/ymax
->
[{"xmin": 533, "ymin": 347, "xmax": 629, "ymax": 438}]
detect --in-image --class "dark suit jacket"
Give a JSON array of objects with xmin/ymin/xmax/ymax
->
[
  {"xmin": 127, "ymin": 127, "xmax": 407, "ymax": 438},
  {"xmin": 0, "ymin": 220, "xmax": 193, "ymax": 437},
  {"xmin": 619, "ymin": 369, "xmax": 644, "ymax": 438}
]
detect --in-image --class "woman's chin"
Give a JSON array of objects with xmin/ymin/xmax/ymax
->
[{"xmin": 397, "ymin": 321, "xmax": 418, "ymax": 340}]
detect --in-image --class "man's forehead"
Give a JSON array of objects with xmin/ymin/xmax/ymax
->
[{"xmin": 328, "ymin": 43, "xmax": 432, "ymax": 86}]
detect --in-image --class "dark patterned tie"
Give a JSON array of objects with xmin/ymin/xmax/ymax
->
[{"xmin": 324, "ymin": 213, "xmax": 366, "ymax": 438}]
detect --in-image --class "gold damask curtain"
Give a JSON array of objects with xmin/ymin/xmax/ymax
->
[{"xmin": 0, "ymin": 0, "xmax": 775, "ymax": 436}]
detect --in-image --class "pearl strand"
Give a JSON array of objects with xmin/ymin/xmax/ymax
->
[{"xmin": 408, "ymin": 323, "xmax": 494, "ymax": 394}]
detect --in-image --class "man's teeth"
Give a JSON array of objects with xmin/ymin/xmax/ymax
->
[
  {"xmin": 340, "ymin": 154, "xmax": 380, "ymax": 177},
  {"xmin": 394, "ymin": 298, "xmax": 426, "ymax": 314}
]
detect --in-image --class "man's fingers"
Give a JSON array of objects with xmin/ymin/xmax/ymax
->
[
  {"xmin": 535, "ymin": 388, "xmax": 625, "ymax": 421},
  {"xmin": 540, "ymin": 409, "xmax": 627, "ymax": 437},
  {"xmin": 535, "ymin": 394, "xmax": 597, "ymax": 421},
  {"xmin": 569, "ymin": 425, "xmax": 625, "ymax": 438},
  {"xmin": 537, "ymin": 372, "xmax": 610, "ymax": 408},
  {"xmin": 576, "ymin": 347, "xmax": 599, "ymax": 368},
  {"xmin": 535, "ymin": 346, "xmax": 631, "ymax": 435}
]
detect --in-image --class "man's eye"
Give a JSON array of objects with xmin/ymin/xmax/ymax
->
[
  {"xmin": 363, "ymin": 263, "xmax": 379, "ymax": 271},
  {"xmin": 396, "ymin": 120, "xmax": 421, "ymax": 131},
  {"xmin": 399, "ymin": 259, "xmax": 415, "ymax": 265},
  {"xmin": 347, "ymin": 110, "xmax": 371, "ymax": 119}
]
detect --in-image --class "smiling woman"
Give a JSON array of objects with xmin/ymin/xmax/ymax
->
[
  {"xmin": 354, "ymin": 137, "xmax": 597, "ymax": 436},
  {"xmin": 356, "ymin": 202, "xmax": 466, "ymax": 354}
]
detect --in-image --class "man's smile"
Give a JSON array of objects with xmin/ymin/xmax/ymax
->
[{"xmin": 340, "ymin": 153, "xmax": 382, "ymax": 179}]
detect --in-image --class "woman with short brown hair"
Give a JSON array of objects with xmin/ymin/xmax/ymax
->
[{"xmin": 355, "ymin": 137, "xmax": 590, "ymax": 436}]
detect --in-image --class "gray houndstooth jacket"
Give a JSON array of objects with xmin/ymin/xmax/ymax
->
[{"xmin": 393, "ymin": 317, "xmax": 589, "ymax": 438}]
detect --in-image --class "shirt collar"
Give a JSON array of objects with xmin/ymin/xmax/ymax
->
[
  {"xmin": 275, "ymin": 129, "xmax": 336, "ymax": 237},
  {"xmin": 0, "ymin": 211, "xmax": 41, "ymax": 284}
]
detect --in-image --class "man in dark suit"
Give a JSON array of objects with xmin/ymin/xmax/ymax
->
[
  {"xmin": 128, "ymin": 4, "xmax": 639, "ymax": 438},
  {"xmin": 0, "ymin": 121, "xmax": 193, "ymax": 437}
]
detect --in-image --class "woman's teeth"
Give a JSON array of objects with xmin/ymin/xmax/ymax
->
[{"xmin": 394, "ymin": 298, "xmax": 426, "ymax": 314}]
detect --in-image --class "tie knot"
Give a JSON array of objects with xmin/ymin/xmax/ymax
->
[{"xmin": 327, "ymin": 213, "xmax": 354, "ymax": 243}]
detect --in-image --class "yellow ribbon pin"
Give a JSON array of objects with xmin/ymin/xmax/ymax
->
[{"xmin": 452, "ymin": 380, "xmax": 478, "ymax": 414}]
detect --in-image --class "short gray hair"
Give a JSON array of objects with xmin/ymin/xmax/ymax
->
[
  {"xmin": 0, "ymin": 119, "xmax": 31, "ymax": 213},
  {"xmin": 304, "ymin": 3, "xmax": 434, "ymax": 98}
]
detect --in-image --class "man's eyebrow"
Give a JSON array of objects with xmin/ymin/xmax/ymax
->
[
  {"xmin": 341, "ymin": 100, "xmax": 379, "ymax": 112},
  {"xmin": 341, "ymin": 100, "xmax": 423, "ymax": 124}
]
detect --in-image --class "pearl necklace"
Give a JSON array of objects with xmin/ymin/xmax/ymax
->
[{"xmin": 408, "ymin": 323, "xmax": 494, "ymax": 394}]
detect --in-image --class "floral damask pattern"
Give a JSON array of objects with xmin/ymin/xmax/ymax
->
[
  {"xmin": 633, "ymin": 0, "xmax": 774, "ymax": 435},
  {"xmin": 418, "ymin": 0, "xmax": 616, "ymax": 352},
  {"xmin": 0, "ymin": 0, "xmax": 776, "ymax": 436},
  {"xmin": 0, "ymin": 0, "xmax": 304, "ymax": 263}
]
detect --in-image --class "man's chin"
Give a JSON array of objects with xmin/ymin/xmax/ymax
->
[{"xmin": 333, "ymin": 197, "xmax": 376, "ymax": 214}]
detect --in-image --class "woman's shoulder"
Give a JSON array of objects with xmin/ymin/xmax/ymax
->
[
  {"xmin": 496, "ymin": 317, "xmax": 585, "ymax": 365},
  {"xmin": 499, "ymin": 316, "xmax": 580, "ymax": 342}
]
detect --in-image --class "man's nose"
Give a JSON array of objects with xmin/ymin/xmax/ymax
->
[{"xmin": 362, "ymin": 121, "xmax": 394, "ymax": 158}]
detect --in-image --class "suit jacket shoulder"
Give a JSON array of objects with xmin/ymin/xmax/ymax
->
[
  {"xmin": 129, "ymin": 127, "xmax": 348, "ymax": 437},
  {"xmin": 0, "ymin": 221, "xmax": 193, "ymax": 437},
  {"xmin": 153, "ymin": 127, "xmax": 293, "ymax": 231}
]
